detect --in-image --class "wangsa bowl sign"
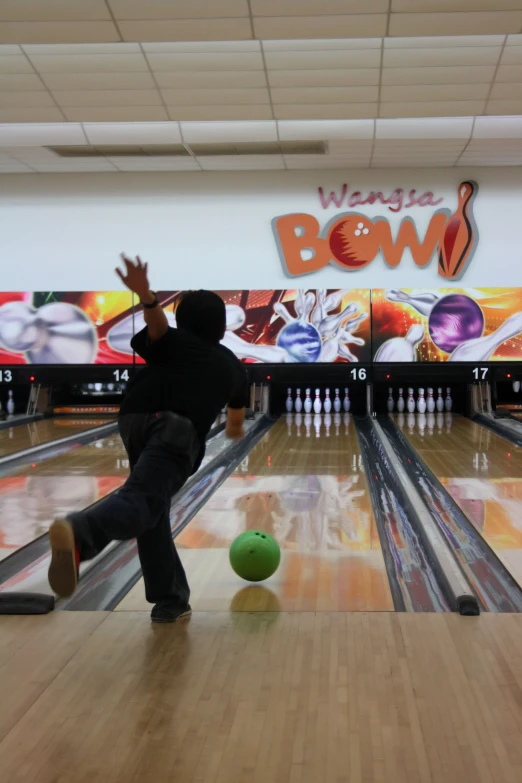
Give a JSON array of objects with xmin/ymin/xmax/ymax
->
[{"xmin": 272, "ymin": 181, "xmax": 478, "ymax": 280}]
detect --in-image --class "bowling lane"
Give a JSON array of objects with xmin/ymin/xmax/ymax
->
[
  {"xmin": 117, "ymin": 415, "xmax": 395, "ymax": 613},
  {"xmin": 0, "ymin": 433, "xmax": 128, "ymax": 562},
  {"xmin": 397, "ymin": 413, "xmax": 522, "ymax": 588},
  {"xmin": 0, "ymin": 417, "xmax": 114, "ymax": 459}
]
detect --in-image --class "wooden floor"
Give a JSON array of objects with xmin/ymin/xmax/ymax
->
[
  {"xmin": 1, "ymin": 611, "xmax": 522, "ymax": 782},
  {"xmin": 399, "ymin": 413, "xmax": 522, "ymax": 588},
  {"xmin": 118, "ymin": 416, "xmax": 394, "ymax": 613},
  {"xmin": 0, "ymin": 417, "xmax": 113, "ymax": 458},
  {"xmin": 0, "ymin": 430, "xmax": 128, "ymax": 562}
]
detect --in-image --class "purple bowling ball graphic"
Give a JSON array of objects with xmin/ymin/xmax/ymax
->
[
  {"xmin": 428, "ymin": 294, "xmax": 484, "ymax": 354},
  {"xmin": 276, "ymin": 321, "xmax": 322, "ymax": 363}
]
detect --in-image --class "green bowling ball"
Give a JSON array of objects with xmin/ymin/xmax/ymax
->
[{"xmin": 229, "ymin": 530, "xmax": 281, "ymax": 582}]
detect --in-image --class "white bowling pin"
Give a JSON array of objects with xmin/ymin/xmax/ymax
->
[
  {"xmin": 304, "ymin": 388, "xmax": 313, "ymax": 414},
  {"xmin": 7, "ymin": 390, "xmax": 15, "ymax": 415},
  {"xmin": 295, "ymin": 388, "xmax": 303, "ymax": 413},
  {"xmin": 385, "ymin": 289, "xmax": 439, "ymax": 317},
  {"xmin": 417, "ymin": 388, "xmax": 427, "ymax": 414},
  {"xmin": 323, "ymin": 388, "xmax": 332, "ymax": 413},
  {"xmin": 417, "ymin": 412, "xmax": 427, "ymax": 437},
  {"xmin": 314, "ymin": 413, "xmax": 322, "ymax": 438},
  {"xmin": 445, "ymin": 387, "xmax": 452, "ymax": 412},
  {"xmin": 407, "ymin": 388, "xmax": 416, "ymax": 413},
  {"xmin": 386, "ymin": 388, "xmax": 394, "ymax": 412},
  {"xmin": 407, "ymin": 412, "xmax": 416, "ymax": 433},
  {"xmin": 374, "ymin": 324, "xmax": 424, "ymax": 362},
  {"xmin": 285, "ymin": 388, "xmax": 293, "ymax": 413},
  {"xmin": 313, "ymin": 388, "xmax": 322, "ymax": 414},
  {"xmin": 513, "ymin": 380, "xmax": 521, "ymax": 393},
  {"xmin": 343, "ymin": 388, "xmax": 351, "ymax": 412},
  {"xmin": 304, "ymin": 413, "xmax": 312, "ymax": 437},
  {"xmin": 436, "ymin": 387, "xmax": 444, "ymax": 412},
  {"xmin": 426, "ymin": 387, "xmax": 435, "ymax": 413},
  {"xmin": 295, "ymin": 412, "xmax": 302, "ymax": 436},
  {"xmin": 333, "ymin": 388, "xmax": 342, "ymax": 413},
  {"xmin": 324, "ymin": 413, "xmax": 332, "ymax": 437},
  {"xmin": 397, "ymin": 388, "xmax": 405, "ymax": 413}
]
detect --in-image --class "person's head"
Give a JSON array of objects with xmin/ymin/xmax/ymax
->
[{"xmin": 175, "ymin": 290, "xmax": 226, "ymax": 343}]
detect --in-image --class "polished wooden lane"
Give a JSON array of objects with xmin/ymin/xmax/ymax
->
[
  {"xmin": 118, "ymin": 415, "xmax": 394, "ymax": 613},
  {"xmin": 398, "ymin": 412, "xmax": 522, "ymax": 588},
  {"xmin": 0, "ymin": 434, "xmax": 128, "ymax": 562},
  {"xmin": 0, "ymin": 417, "xmax": 114, "ymax": 459},
  {"xmin": 1, "ymin": 611, "xmax": 522, "ymax": 782}
]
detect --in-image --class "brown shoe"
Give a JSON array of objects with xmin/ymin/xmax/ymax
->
[{"xmin": 48, "ymin": 519, "xmax": 79, "ymax": 597}]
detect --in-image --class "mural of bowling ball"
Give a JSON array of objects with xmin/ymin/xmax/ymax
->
[
  {"xmin": 328, "ymin": 215, "xmax": 380, "ymax": 270},
  {"xmin": 276, "ymin": 321, "xmax": 322, "ymax": 363},
  {"xmin": 428, "ymin": 294, "xmax": 484, "ymax": 353}
]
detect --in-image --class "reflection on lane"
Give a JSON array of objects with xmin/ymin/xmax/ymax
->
[
  {"xmin": 0, "ymin": 435, "xmax": 128, "ymax": 561},
  {"xmin": 0, "ymin": 417, "xmax": 114, "ymax": 458},
  {"xmin": 120, "ymin": 415, "xmax": 394, "ymax": 613},
  {"xmin": 398, "ymin": 413, "xmax": 522, "ymax": 588}
]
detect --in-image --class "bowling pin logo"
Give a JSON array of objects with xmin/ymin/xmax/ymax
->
[{"xmin": 437, "ymin": 180, "xmax": 478, "ymax": 280}]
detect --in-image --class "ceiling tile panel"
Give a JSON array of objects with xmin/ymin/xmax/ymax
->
[
  {"xmin": 382, "ymin": 65, "xmax": 496, "ymax": 85},
  {"xmin": 380, "ymin": 100, "xmax": 486, "ymax": 117},
  {"xmin": 254, "ymin": 15, "xmax": 387, "ymax": 39},
  {"xmin": 390, "ymin": 11, "xmax": 522, "ymax": 37},
  {"xmin": 275, "ymin": 103, "xmax": 378, "ymax": 119},
  {"xmin": 160, "ymin": 88, "xmax": 270, "ymax": 106},
  {"xmin": 119, "ymin": 19, "xmax": 252, "ymax": 43},
  {"xmin": 271, "ymin": 86, "xmax": 379, "ymax": 104},
  {"xmin": 155, "ymin": 71, "xmax": 267, "ymax": 89},
  {"xmin": 0, "ymin": 1, "xmax": 111, "ymax": 21},
  {"xmin": 166, "ymin": 105, "xmax": 273, "ymax": 121},
  {"xmin": 0, "ymin": 22, "xmax": 119, "ymax": 45},
  {"xmin": 268, "ymin": 69, "xmax": 379, "ymax": 88},
  {"xmin": 147, "ymin": 52, "xmax": 263, "ymax": 71},
  {"xmin": 62, "ymin": 106, "xmax": 169, "ymax": 121}
]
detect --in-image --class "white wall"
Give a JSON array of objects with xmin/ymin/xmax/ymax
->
[{"xmin": 1, "ymin": 167, "xmax": 521, "ymax": 291}]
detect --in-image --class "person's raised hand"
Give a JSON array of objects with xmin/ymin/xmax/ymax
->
[{"xmin": 116, "ymin": 254, "xmax": 150, "ymax": 300}]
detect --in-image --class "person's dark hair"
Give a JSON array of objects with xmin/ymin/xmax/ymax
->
[{"xmin": 175, "ymin": 290, "xmax": 226, "ymax": 343}]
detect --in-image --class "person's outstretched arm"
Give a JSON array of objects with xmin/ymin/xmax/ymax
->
[{"xmin": 116, "ymin": 254, "xmax": 168, "ymax": 343}]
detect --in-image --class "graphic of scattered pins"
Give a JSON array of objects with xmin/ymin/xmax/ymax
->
[
  {"xmin": 436, "ymin": 388, "xmax": 444, "ymax": 412},
  {"xmin": 333, "ymin": 388, "xmax": 341, "ymax": 413},
  {"xmin": 323, "ymin": 388, "xmax": 332, "ymax": 413},
  {"xmin": 313, "ymin": 388, "xmax": 322, "ymax": 414},
  {"xmin": 295, "ymin": 388, "xmax": 303, "ymax": 412},
  {"xmin": 304, "ymin": 388, "xmax": 312, "ymax": 414},
  {"xmin": 387, "ymin": 388, "xmax": 394, "ymax": 412},
  {"xmin": 427, "ymin": 387, "xmax": 435, "ymax": 413},
  {"xmin": 397, "ymin": 388, "xmax": 405, "ymax": 413},
  {"xmin": 445, "ymin": 387, "xmax": 452, "ymax": 412},
  {"xmin": 343, "ymin": 388, "xmax": 351, "ymax": 412},
  {"xmin": 286, "ymin": 388, "xmax": 293, "ymax": 412}
]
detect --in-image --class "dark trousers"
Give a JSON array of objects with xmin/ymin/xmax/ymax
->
[{"xmin": 70, "ymin": 411, "xmax": 199, "ymax": 608}]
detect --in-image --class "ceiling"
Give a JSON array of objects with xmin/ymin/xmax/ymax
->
[{"xmin": 0, "ymin": 0, "xmax": 521, "ymax": 172}]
